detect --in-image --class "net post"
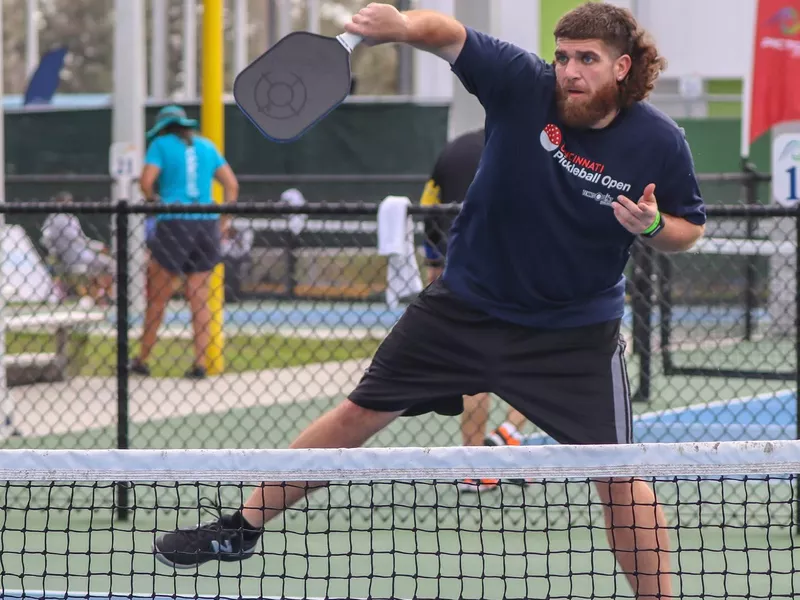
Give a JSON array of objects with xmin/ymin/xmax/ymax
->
[{"xmin": 116, "ymin": 200, "xmax": 130, "ymax": 522}]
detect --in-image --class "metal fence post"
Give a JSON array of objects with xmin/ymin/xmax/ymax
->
[
  {"xmin": 658, "ymin": 254, "xmax": 675, "ymax": 376},
  {"xmin": 115, "ymin": 200, "xmax": 130, "ymax": 522},
  {"xmin": 795, "ymin": 207, "xmax": 800, "ymax": 535},
  {"xmin": 743, "ymin": 161, "xmax": 759, "ymax": 341},
  {"xmin": 286, "ymin": 232, "xmax": 298, "ymax": 300},
  {"xmin": 631, "ymin": 241, "xmax": 654, "ymax": 403}
]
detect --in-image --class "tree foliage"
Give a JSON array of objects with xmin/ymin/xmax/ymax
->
[{"xmin": 2, "ymin": 0, "xmax": 400, "ymax": 97}]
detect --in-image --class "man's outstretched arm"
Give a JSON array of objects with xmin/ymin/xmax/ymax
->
[
  {"xmin": 345, "ymin": 3, "xmax": 541, "ymax": 111},
  {"xmin": 344, "ymin": 3, "xmax": 466, "ymax": 63}
]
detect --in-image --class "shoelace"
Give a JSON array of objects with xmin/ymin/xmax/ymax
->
[
  {"xmin": 165, "ymin": 498, "xmax": 228, "ymax": 550},
  {"xmin": 196, "ymin": 496, "xmax": 227, "ymax": 529}
]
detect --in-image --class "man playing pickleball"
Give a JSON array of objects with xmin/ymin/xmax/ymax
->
[{"xmin": 155, "ymin": 4, "xmax": 705, "ymax": 598}]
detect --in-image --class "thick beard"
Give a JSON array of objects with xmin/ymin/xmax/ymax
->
[{"xmin": 556, "ymin": 80, "xmax": 620, "ymax": 129}]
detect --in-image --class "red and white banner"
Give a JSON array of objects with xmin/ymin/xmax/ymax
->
[{"xmin": 748, "ymin": 1, "xmax": 800, "ymax": 145}]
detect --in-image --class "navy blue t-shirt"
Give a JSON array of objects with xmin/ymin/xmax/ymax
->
[{"xmin": 441, "ymin": 27, "xmax": 707, "ymax": 329}]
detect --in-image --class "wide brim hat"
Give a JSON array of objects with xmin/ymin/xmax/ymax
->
[{"xmin": 146, "ymin": 104, "xmax": 198, "ymax": 141}]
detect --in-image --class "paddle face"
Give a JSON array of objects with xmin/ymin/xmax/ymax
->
[{"xmin": 234, "ymin": 31, "xmax": 354, "ymax": 143}]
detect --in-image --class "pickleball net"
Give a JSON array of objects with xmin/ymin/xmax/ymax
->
[{"xmin": 1, "ymin": 441, "xmax": 799, "ymax": 599}]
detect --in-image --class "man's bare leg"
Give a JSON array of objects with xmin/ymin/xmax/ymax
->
[
  {"xmin": 461, "ymin": 393, "xmax": 491, "ymax": 446},
  {"xmin": 426, "ymin": 265, "xmax": 443, "ymax": 285},
  {"xmin": 506, "ymin": 408, "xmax": 527, "ymax": 431},
  {"xmin": 461, "ymin": 399, "xmax": 529, "ymax": 447},
  {"xmin": 241, "ymin": 399, "xmax": 403, "ymax": 528},
  {"xmin": 595, "ymin": 478, "xmax": 673, "ymax": 600}
]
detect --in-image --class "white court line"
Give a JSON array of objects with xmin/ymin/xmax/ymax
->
[
  {"xmin": 689, "ymin": 237, "xmax": 796, "ymax": 256},
  {"xmin": 634, "ymin": 387, "xmax": 796, "ymax": 422},
  {"xmin": 522, "ymin": 387, "xmax": 796, "ymax": 444}
]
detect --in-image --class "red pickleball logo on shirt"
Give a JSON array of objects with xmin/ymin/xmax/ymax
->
[{"xmin": 540, "ymin": 124, "xmax": 562, "ymax": 152}]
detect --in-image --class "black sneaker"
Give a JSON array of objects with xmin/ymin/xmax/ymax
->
[
  {"xmin": 184, "ymin": 365, "xmax": 207, "ymax": 379},
  {"xmin": 130, "ymin": 359, "xmax": 150, "ymax": 376},
  {"xmin": 153, "ymin": 512, "xmax": 261, "ymax": 569}
]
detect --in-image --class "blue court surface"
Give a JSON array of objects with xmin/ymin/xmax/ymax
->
[
  {"xmin": 126, "ymin": 300, "xmax": 409, "ymax": 330},
  {"xmin": 523, "ymin": 389, "xmax": 797, "ymax": 446},
  {"xmin": 122, "ymin": 302, "xmax": 766, "ymax": 332}
]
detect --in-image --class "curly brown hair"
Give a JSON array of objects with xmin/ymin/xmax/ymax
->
[{"xmin": 553, "ymin": 2, "xmax": 667, "ymax": 108}]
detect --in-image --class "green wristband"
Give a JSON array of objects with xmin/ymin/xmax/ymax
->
[{"xmin": 641, "ymin": 211, "xmax": 662, "ymax": 236}]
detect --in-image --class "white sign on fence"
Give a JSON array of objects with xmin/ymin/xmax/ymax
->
[
  {"xmin": 772, "ymin": 133, "xmax": 800, "ymax": 207},
  {"xmin": 109, "ymin": 142, "xmax": 141, "ymax": 196}
]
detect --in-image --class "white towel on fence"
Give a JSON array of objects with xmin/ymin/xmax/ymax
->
[
  {"xmin": 281, "ymin": 188, "xmax": 307, "ymax": 235},
  {"xmin": 377, "ymin": 196, "xmax": 423, "ymax": 309}
]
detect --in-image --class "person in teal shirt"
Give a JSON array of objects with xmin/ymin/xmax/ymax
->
[{"xmin": 131, "ymin": 105, "xmax": 239, "ymax": 379}]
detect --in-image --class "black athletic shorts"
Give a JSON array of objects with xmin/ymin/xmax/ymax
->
[
  {"xmin": 148, "ymin": 219, "xmax": 221, "ymax": 275},
  {"xmin": 349, "ymin": 279, "xmax": 632, "ymax": 446}
]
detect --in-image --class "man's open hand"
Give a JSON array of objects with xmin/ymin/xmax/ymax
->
[{"xmin": 613, "ymin": 183, "xmax": 660, "ymax": 235}]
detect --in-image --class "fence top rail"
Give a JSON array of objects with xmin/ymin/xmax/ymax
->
[
  {"xmin": 0, "ymin": 201, "xmax": 794, "ymax": 218},
  {"xmin": 0, "ymin": 201, "xmax": 459, "ymax": 216},
  {"xmin": 4, "ymin": 173, "xmax": 430, "ymax": 186},
  {"xmin": 5, "ymin": 174, "xmax": 116, "ymax": 185},
  {"xmin": 696, "ymin": 171, "xmax": 771, "ymax": 183},
  {"xmin": 4, "ymin": 171, "xmax": 771, "ymax": 186}
]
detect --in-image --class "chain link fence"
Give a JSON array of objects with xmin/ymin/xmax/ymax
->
[{"xmin": 0, "ymin": 171, "xmax": 796, "ymax": 463}]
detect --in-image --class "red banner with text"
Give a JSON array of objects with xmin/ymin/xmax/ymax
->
[{"xmin": 749, "ymin": 1, "xmax": 800, "ymax": 144}]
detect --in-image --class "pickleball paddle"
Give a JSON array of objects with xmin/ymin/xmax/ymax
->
[{"xmin": 233, "ymin": 31, "xmax": 363, "ymax": 143}]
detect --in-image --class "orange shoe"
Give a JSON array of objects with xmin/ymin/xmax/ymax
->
[
  {"xmin": 485, "ymin": 423, "xmax": 522, "ymax": 447},
  {"xmin": 457, "ymin": 478, "xmax": 500, "ymax": 493},
  {"xmin": 485, "ymin": 423, "xmax": 531, "ymax": 487}
]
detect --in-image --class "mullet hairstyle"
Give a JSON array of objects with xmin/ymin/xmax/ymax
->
[{"xmin": 554, "ymin": 2, "xmax": 667, "ymax": 108}]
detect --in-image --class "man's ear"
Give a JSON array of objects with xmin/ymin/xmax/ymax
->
[{"xmin": 615, "ymin": 54, "xmax": 632, "ymax": 82}]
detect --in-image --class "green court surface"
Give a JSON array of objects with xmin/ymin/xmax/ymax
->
[
  {"xmin": 2, "ymin": 366, "xmax": 797, "ymax": 598},
  {"xmin": 664, "ymin": 338, "xmax": 794, "ymax": 374},
  {"xmin": 2, "ymin": 477, "xmax": 798, "ymax": 600},
  {"xmin": 7, "ymin": 330, "xmax": 382, "ymax": 379},
  {"xmin": 0, "ymin": 344, "xmax": 792, "ymax": 452},
  {"xmin": 2, "ymin": 305, "xmax": 797, "ymax": 598}
]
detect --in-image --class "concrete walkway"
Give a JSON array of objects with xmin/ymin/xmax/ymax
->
[{"xmin": 1, "ymin": 359, "xmax": 371, "ymax": 440}]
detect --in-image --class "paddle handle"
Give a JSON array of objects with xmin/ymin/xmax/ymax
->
[{"xmin": 337, "ymin": 32, "xmax": 363, "ymax": 53}]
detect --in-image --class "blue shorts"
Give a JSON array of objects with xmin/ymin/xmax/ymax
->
[
  {"xmin": 145, "ymin": 217, "xmax": 157, "ymax": 243},
  {"xmin": 423, "ymin": 240, "xmax": 445, "ymax": 265},
  {"xmin": 148, "ymin": 219, "xmax": 221, "ymax": 275}
]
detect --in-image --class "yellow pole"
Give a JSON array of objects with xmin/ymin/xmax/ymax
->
[{"xmin": 202, "ymin": 0, "xmax": 225, "ymax": 375}]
